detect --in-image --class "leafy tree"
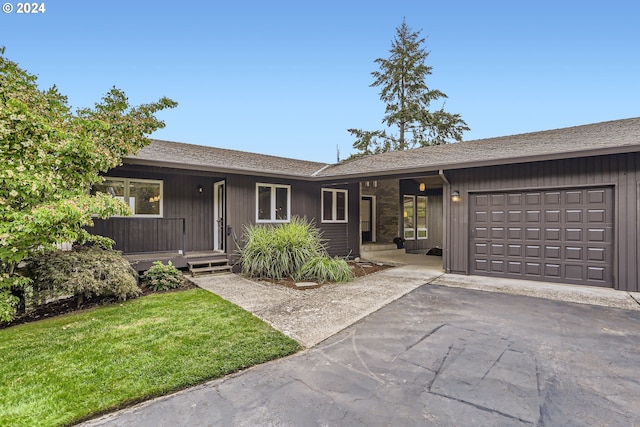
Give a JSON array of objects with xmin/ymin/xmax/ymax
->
[
  {"xmin": 348, "ymin": 19, "xmax": 469, "ymax": 156},
  {"xmin": 0, "ymin": 48, "xmax": 177, "ymax": 321}
]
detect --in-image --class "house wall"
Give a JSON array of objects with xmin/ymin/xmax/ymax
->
[
  {"xmin": 223, "ymin": 176, "xmax": 359, "ymax": 261},
  {"xmin": 445, "ymin": 152, "xmax": 640, "ymax": 292},
  {"xmin": 361, "ymin": 179, "xmax": 400, "ymax": 243},
  {"xmin": 92, "ymin": 166, "xmax": 223, "ymax": 253},
  {"xmin": 93, "ymin": 166, "xmax": 360, "ymax": 260}
]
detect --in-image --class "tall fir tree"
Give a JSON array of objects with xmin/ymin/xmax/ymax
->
[{"xmin": 349, "ymin": 19, "xmax": 469, "ymax": 156}]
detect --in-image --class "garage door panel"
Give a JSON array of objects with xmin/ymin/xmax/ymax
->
[
  {"xmin": 508, "ymin": 227, "xmax": 523, "ymax": 239},
  {"xmin": 566, "ymin": 210, "xmax": 582, "ymax": 223},
  {"xmin": 491, "ymin": 227, "xmax": 505, "ymax": 239},
  {"xmin": 587, "ymin": 247, "xmax": 605, "ymax": 262},
  {"xmin": 587, "ymin": 266, "xmax": 607, "ymax": 282},
  {"xmin": 507, "ymin": 194, "xmax": 522, "ymax": 206},
  {"xmin": 470, "ymin": 187, "xmax": 614, "ymax": 287},
  {"xmin": 508, "ymin": 244, "xmax": 522, "ymax": 257},
  {"xmin": 491, "ymin": 194, "xmax": 506, "ymax": 206},
  {"xmin": 545, "ymin": 192, "xmax": 561, "ymax": 204},
  {"xmin": 526, "ymin": 228, "xmax": 542, "ymax": 240},
  {"xmin": 545, "ymin": 246, "xmax": 561, "ymax": 259},
  {"xmin": 526, "ymin": 210, "xmax": 541, "ymax": 223},
  {"xmin": 545, "ymin": 228, "xmax": 561, "ymax": 240},
  {"xmin": 545, "ymin": 264, "xmax": 561, "ymax": 277},
  {"xmin": 587, "ymin": 189, "xmax": 606, "ymax": 204},
  {"xmin": 566, "ymin": 191, "xmax": 582, "ymax": 204},
  {"xmin": 507, "ymin": 261, "xmax": 522, "ymax": 274},
  {"xmin": 526, "ymin": 193, "xmax": 541, "ymax": 205},
  {"xmin": 545, "ymin": 210, "xmax": 561, "ymax": 222}
]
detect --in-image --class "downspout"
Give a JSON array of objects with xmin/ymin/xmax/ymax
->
[{"xmin": 439, "ymin": 170, "xmax": 451, "ymax": 273}]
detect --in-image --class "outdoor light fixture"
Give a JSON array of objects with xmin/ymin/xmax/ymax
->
[
  {"xmin": 419, "ymin": 182, "xmax": 426, "ymax": 192},
  {"xmin": 198, "ymin": 185, "xmax": 203, "ymax": 193},
  {"xmin": 451, "ymin": 190, "xmax": 461, "ymax": 202}
]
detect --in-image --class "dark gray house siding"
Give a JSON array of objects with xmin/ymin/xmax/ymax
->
[
  {"xmin": 92, "ymin": 165, "xmax": 223, "ymax": 253},
  {"xmin": 91, "ymin": 166, "xmax": 360, "ymax": 265},
  {"xmin": 444, "ymin": 153, "xmax": 640, "ymax": 292}
]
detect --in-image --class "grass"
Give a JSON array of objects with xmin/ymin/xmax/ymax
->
[{"xmin": 0, "ymin": 289, "xmax": 300, "ymax": 427}]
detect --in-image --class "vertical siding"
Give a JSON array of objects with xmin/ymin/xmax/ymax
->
[
  {"xmin": 94, "ymin": 167, "xmax": 220, "ymax": 253},
  {"xmin": 446, "ymin": 153, "xmax": 640, "ymax": 291},
  {"xmin": 224, "ymin": 177, "xmax": 356, "ymax": 261}
]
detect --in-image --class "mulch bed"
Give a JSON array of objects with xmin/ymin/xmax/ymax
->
[{"xmin": 260, "ymin": 261, "xmax": 393, "ymax": 289}]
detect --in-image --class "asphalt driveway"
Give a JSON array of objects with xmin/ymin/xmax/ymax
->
[{"xmin": 84, "ymin": 284, "xmax": 640, "ymax": 426}]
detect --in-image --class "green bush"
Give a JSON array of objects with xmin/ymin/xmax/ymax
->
[
  {"xmin": 295, "ymin": 256, "xmax": 355, "ymax": 283},
  {"xmin": 27, "ymin": 247, "xmax": 140, "ymax": 306},
  {"xmin": 239, "ymin": 216, "xmax": 326, "ymax": 279},
  {"xmin": 142, "ymin": 261, "xmax": 184, "ymax": 291}
]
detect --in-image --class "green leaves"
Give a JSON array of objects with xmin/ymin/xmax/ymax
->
[
  {"xmin": 0, "ymin": 49, "xmax": 177, "ymax": 321},
  {"xmin": 349, "ymin": 19, "xmax": 469, "ymax": 157}
]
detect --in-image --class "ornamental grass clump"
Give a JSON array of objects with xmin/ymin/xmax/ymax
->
[
  {"xmin": 142, "ymin": 261, "xmax": 184, "ymax": 291},
  {"xmin": 295, "ymin": 256, "xmax": 355, "ymax": 284},
  {"xmin": 239, "ymin": 216, "xmax": 326, "ymax": 279}
]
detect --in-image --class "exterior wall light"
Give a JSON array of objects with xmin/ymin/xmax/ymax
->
[
  {"xmin": 197, "ymin": 185, "xmax": 203, "ymax": 193},
  {"xmin": 451, "ymin": 190, "xmax": 461, "ymax": 202},
  {"xmin": 419, "ymin": 182, "xmax": 426, "ymax": 192}
]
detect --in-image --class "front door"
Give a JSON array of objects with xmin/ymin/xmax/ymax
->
[
  {"xmin": 361, "ymin": 196, "xmax": 375, "ymax": 243},
  {"xmin": 213, "ymin": 180, "xmax": 225, "ymax": 251}
]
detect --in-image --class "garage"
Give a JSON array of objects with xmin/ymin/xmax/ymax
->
[{"xmin": 469, "ymin": 187, "xmax": 614, "ymax": 287}]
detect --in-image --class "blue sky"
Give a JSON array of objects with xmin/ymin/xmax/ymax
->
[{"xmin": 2, "ymin": 0, "xmax": 639, "ymax": 163}]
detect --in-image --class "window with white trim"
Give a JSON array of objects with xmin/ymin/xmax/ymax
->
[
  {"xmin": 417, "ymin": 196, "xmax": 428, "ymax": 239},
  {"xmin": 403, "ymin": 195, "xmax": 428, "ymax": 240},
  {"xmin": 92, "ymin": 178, "xmax": 163, "ymax": 217},
  {"xmin": 321, "ymin": 189, "xmax": 348, "ymax": 223},
  {"xmin": 403, "ymin": 195, "xmax": 415, "ymax": 239},
  {"xmin": 256, "ymin": 183, "xmax": 290, "ymax": 222}
]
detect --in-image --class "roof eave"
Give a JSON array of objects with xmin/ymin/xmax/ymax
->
[
  {"xmin": 123, "ymin": 157, "xmax": 325, "ymax": 180},
  {"xmin": 315, "ymin": 144, "xmax": 640, "ymax": 180}
]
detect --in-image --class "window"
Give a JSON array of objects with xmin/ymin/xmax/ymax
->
[
  {"xmin": 417, "ymin": 196, "xmax": 428, "ymax": 239},
  {"xmin": 92, "ymin": 178, "xmax": 163, "ymax": 217},
  {"xmin": 256, "ymin": 183, "xmax": 290, "ymax": 222},
  {"xmin": 404, "ymin": 195, "xmax": 428, "ymax": 240},
  {"xmin": 403, "ymin": 196, "xmax": 415, "ymax": 239},
  {"xmin": 322, "ymin": 189, "xmax": 348, "ymax": 223}
]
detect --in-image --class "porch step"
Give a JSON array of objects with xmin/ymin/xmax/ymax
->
[{"xmin": 188, "ymin": 258, "xmax": 232, "ymax": 276}]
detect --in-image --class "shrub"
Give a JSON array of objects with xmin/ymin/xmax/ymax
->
[
  {"xmin": 239, "ymin": 216, "xmax": 326, "ymax": 279},
  {"xmin": 295, "ymin": 256, "xmax": 355, "ymax": 283},
  {"xmin": 142, "ymin": 261, "xmax": 184, "ymax": 291},
  {"xmin": 27, "ymin": 247, "xmax": 140, "ymax": 306}
]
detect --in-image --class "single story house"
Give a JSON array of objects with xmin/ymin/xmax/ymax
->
[{"xmin": 91, "ymin": 117, "xmax": 640, "ymax": 292}]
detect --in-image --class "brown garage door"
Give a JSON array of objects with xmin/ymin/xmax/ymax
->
[{"xmin": 470, "ymin": 187, "xmax": 614, "ymax": 287}]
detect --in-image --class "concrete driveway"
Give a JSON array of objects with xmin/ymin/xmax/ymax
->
[{"xmin": 84, "ymin": 284, "xmax": 640, "ymax": 426}]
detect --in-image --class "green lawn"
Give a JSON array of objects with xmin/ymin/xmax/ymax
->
[{"xmin": 0, "ymin": 288, "xmax": 300, "ymax": 427}]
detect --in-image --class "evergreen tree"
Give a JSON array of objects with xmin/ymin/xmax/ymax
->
[{"xmin": 349, "ymin": 19, "xmax": 469, "ymax": 156}]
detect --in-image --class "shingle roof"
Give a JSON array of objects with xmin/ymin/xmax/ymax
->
[
  {"xmin": 126, "ymin": 117, "xmax": 640, "ymax": 180},
  {"xmin": 126, "ymin": 139, "xmax": 329, "ymax": 178},
  {"xmin": 316, "ymin": 117, "xmax": 640, "ymax": 178}
]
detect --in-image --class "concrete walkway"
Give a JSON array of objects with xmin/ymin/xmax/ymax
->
[{"xmin": 190, "ymin": 265, "xmax": 444, "ymax": 348}]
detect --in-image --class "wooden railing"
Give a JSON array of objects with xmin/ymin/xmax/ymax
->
[{"xmin": 89, "ymin": 217, "xmax": 186, "ymax": 255}]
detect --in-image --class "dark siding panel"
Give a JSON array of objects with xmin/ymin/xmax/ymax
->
[
  {"xmin": 447, "ymin": 153, "xmax": 640, "ymax": 291},
  {"xmin": 90, "ymin": 167, "xmax": 220, "ymax": 253},
  {"xmin": 317, "ymin": 183, "xmax": 359, "ymax": 257}
]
